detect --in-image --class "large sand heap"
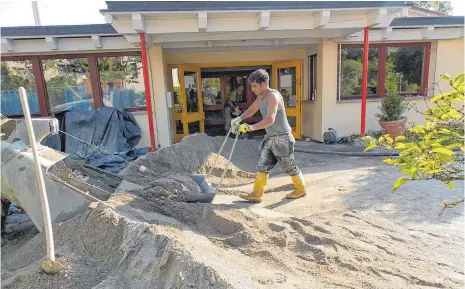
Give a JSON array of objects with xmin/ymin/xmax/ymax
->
[
  {"xmin": 122, "ymin": 134, "xmax": 257, "ymax": 201},
  {"xmin": 3, "ymin": 134, "xmax": 462, "ymax": 289},
  {"xmin": 3, "ymin": 192, "xmax": 462, "ymax": 289}
]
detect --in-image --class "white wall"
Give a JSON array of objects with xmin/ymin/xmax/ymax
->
[{"xmin": 131, "ymin": 112, "xmax": 152, "ymax": 148}]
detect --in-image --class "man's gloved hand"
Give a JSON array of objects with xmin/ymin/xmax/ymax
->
[
  {"xmin": 239, "ymin": 123, "xmax": 252, "ymax": 134},
  {"xmin": 231, "ymin": 117, "xmax": 241, "ymax": 127}
]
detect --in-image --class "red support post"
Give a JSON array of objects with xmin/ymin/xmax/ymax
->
[
  {"xmin": 139, "ymin": 33, "xmax": 157, "ymax": 152},
  {"xmin": 360, "ymin": 27, "xmax": 369, "ymax": 137}
]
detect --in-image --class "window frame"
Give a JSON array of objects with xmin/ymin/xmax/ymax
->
[
  {"xmin": 308, "ymin": 54, "xmax": 317, "ymax": 102},
  {"xmin": 337, "ymin": 42, "xmax": 431, "ymax": 101},
  {"xmin": 1, "ymin": 51, "xmax": 144, "ymax": 117}
]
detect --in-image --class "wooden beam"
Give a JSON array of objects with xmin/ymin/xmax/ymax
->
[
  {"xmin": 400, "ymin": 7, "xmax": 410, "ymax": 17},
  {"xmin": 198, "ymin": 12, "xmax": 207, "ymax": 32},
  {"xmin": 104, "ymin": 14, "xmax": 113, "ymax": 24},
  {"xmin": 313, "ymin": 10, "xmax": 330, "ymax": 28},
  {"xmin": 382, "ymin": 27, "xmax": 393, "ymax": 39},
  {"xmin": 366, "ymin": 8, "xmax": 389, "ymax": 27},
  {"xmin": 257, "ymin": 11, "xmax": 270, "ymax": 30},
  {"xmin": 45, "ymin": 36, "xmax": 58, "ymax": 50},
  {"xmin": 91, "ymin": 35, "xmax": 102, "ymax": 48},
  {"xmin": 132, "ymin": 13, "xmax": 145, "ymax": 33},
  {"xmin": 422, "ymin": 26, "xmax": 435, "ymax": 39},
  {"xmin": 2, "ymin": 38, "xmax": 14, "ymax": 52}
]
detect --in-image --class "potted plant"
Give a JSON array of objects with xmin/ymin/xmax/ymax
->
[{"xmin": 376, "ymin": 91, "xmax": 408, "ymax": 138}]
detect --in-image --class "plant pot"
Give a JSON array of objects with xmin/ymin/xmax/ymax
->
[{"xmin": 378, "ymin": 118, "xmax": 407, "ymax": 138}]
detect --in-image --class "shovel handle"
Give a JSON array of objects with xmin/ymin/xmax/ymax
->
[
  {"xmin": 215, "ymin": 132, "xmax": 240, "ymax": 190},
  {"xmin": 207, "ymin": 128, "xmax": 232, "ymax": 178}
]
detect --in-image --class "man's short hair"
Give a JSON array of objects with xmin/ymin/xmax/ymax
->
[{"xmin": 248, "ymin": 69, "xmax": 269, "ymax": 85}]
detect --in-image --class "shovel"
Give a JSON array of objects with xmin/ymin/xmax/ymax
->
[{"xmin": 191, "ymin": 126, "xmax": 240, "ymax": 203}]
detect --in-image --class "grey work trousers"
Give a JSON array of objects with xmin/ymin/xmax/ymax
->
[{"xmin": 257, "ymin": 134, "xmax": 300, "ymax": 176}]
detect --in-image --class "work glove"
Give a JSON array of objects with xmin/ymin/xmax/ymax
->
[
  {"xmin": 231, "ymin": 116, "xmax": 241, "ymax": 128},
  {"xmin": 239, "ymin": 123, "xmax": 252, "ymax": 134}
]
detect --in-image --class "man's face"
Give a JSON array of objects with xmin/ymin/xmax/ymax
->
[{"xmin": 250, "ymin": 81, "xmax": 267, "ymax": 95}]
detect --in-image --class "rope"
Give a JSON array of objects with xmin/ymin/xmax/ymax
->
[{"xmin": 58, "ymin": 129, "xmax": 151, "ymax": 173}]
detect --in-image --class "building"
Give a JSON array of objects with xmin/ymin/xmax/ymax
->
[{"xmin": 1, "ymin": 1, "xmax": 464, "ymax": 150}]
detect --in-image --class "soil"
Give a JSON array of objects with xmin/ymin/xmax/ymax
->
[{"xmin": 2, "ymin": 134, "xmax": 463, "ymax": 289}]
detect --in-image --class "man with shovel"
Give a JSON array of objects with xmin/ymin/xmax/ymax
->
[{"xmin": 231, "ymin": 69, "xmax": 306, "ymax": 203}]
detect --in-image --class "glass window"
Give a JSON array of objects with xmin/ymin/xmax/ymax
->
[
  {"xmin": 171, "ymin": 68, "xmax": 182, "ymax": 113},
  {"xmin": 309, "ymin": 54, "xmax": 317, "ymax": 101},
  {"xmin": 277, "ymin": 67, "xmax": 297, "ymax": 107},
  {"xmin": 1, "ymin": 61, "xmax": 39, "ymax": 115},
  {"xmin": 385, "ymin": 46, "xmax": 424, "ymax": 94},
  {"xmin": 42, "ymin": 58, "xmax": 93, "ymax": 113},
  {"xmin": 184, "ymin": 71, "xmax": 198, "ymax": 113},
  {"xmin": 202, "ymin": 77, "xmax": 222, "ymax": 105},
  {"xmin": 339, "ymin": 47, "xmax": 379, "ymax": 100},
  {"xmin": 98, "ymin": 55, "xmax": 146, "ymax": 108}
]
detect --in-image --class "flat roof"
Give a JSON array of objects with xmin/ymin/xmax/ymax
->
[
  {"xmin": 1, "ymin": 17, "xmax": 463, "ymax": 39},
  {"xmin": 101, "ymin": 1, "xmax": 411, "ymax": 13},
  {"xmin": 390, "ymin": 16, "xmax": 465, "ymax": 27},
  {"xmin": 1, "ymin": 24, "xmax": 118, "ymax": 37}
]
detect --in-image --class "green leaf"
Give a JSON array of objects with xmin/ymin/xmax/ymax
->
[
  {"xmin": 440, "ymin": 73, "xmax": 451, "ymax": 82},
  {"xmin": 395, "ymin": 135, "xmax": 406, "ymax": 142},
  {"xmin": 431, "ymin": 147, "xmax": 455, "ymax": 156},
  {"xmin": 446, "ymin": 182, "xmax": 455, "ymax": 190},
  {"xmin": 447, "ymin": 109, "xmax": 463, "ymax": 119},
  {"xmin": 393, "ymin": 177, "xmax": 409, "ymax": 192},
  {"xmin": 364, "ymin": 142, "xmax": 377, "ymax": 152},
  {"xmin": 383, "ymin": 158, "xmax": 395, "ymax": 164},
  {"xmin": 430, "ymin": 95, "xmax": 443, "ymax": 103}
]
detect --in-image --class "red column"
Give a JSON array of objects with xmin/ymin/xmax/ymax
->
[
  {"xmin": 139, "ymin": 33, "xmax": 157, "ymax": 152},
  {"xmin": 360, "ymin": 27, "xmax": 369, "ymax": 137}
]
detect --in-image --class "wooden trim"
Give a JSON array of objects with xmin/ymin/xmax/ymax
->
[
  {"xmin": 3, "ymin": 51, "xmax": 145, "ymax": 116},
  {"xmin": 1, "ymin": 55, "xmax": 34, "ymax": 61},
  {"xmin": 31, "ymin": 57, "xmax": 49, "ymax": 116},
  {"xmin": 340, "ymin": 42, "xmax": 432, "ymax": 99},
  {"xmin": 123, "ymin": 107, "xmax": 147, "ymax": 112},
  {"xmin": 36, "ymin": 51, "xmax": 140, "ymax": 60},
  {"xmin": 377, "ymin": 46, "xmax": 387, "ymax": 97},
  {"xmin": 87, "ymin": 55, "xmax": 103, "ymax": 108},
  {"xmin": 422, "ymin": 42, "xmax": 431, "ymax": 94},
  {"xmin": 195, "ymin": 61, "xmax": 274, "ymax": 68}
]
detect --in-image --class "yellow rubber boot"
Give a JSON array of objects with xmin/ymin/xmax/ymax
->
[
  {"xmin": 286, "ymin": 171, "xmax": 307, "ymax": 199},
  {"xmin": 240, "ymin": 172, "xmax": 268, "ymax": 203}
]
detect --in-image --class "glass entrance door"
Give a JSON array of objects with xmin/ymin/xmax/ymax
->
[
  {"xmin": 272, "ymin": 61, "xmax": 302, "ymax": 139},
  {"xmin": 168, "ymin": 64, "xmax": 205, "ymax": 143}
]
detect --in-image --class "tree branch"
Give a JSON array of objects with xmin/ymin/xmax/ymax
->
[{"xmin": 439, "ymin": 198, "xmax": 464, "ymax": 216}]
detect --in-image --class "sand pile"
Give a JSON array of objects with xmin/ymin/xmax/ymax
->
[
  {"xmin": 131, "ymin": 174, "xmax": 201, "ymax": 202},
  {"xmin": 122, "ymin": 134, "xmax": 258, "ymax": 191},
  {"xmin": 123, "ymin": 197, "xmax": 464, "ymax": 289},
  {"xmin": 1, "ymin": 202, "xmax": 238, "ymax": 289}
]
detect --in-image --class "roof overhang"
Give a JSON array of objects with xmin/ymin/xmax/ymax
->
[{"xmin": 102, "ymin": 5, "xmax": 408, "ymax": 46}]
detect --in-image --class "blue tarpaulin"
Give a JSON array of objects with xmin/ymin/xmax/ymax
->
[{"xmin": 43, "ymin": 106, "xmax": 149, "ymax": 173}]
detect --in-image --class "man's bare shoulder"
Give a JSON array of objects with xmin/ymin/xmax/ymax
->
[{"xmin": 267, "ymin": 89, "xmax": 281, "ymax": 101}]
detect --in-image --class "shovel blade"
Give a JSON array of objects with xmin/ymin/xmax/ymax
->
[{"xmin": 191, "ymin": 174, "xmax": 216, "ymax": 203}]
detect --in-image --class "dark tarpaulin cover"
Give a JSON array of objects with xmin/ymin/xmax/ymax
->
[{"xmin": 43, "ymin": 107, "xmax": 149, "ymax": 173}]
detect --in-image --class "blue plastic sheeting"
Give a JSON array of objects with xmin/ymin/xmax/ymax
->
[
  {"xmin": 1, "ymin": 90, "xmax": 40, "ymax": 115},
  {"xmin": 88, "ymin": 147, "xmax": 151, "ymax": 174},
  {"xmin": 40, "ymin": 106, "xmax": 149, "ymax": 173},
  {"xmin": 63, "ymin": 106, "xmax": 142, "ymax": 160}
]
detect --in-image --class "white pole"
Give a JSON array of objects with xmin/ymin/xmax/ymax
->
[{"xmin": 18, "ymin": 87, "xmax": 55, "ymax": 262}]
